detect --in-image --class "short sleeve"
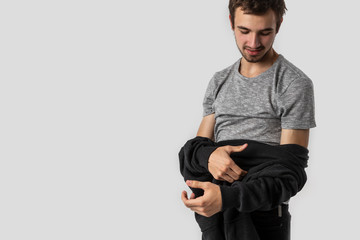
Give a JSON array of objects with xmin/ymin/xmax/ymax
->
[
  {"xmin": 277, "ymin": 77, "xmax": 316, "ymax": 129},
  {"xmin": 202, "ymin": 76, "xmax": 216, "ymax": 117}
]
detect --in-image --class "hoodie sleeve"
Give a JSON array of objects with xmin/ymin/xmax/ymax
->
[
  {"xmin": 178, "ymin": 136, "xmax": 218, "ymax": 197},
  {"xmin": 219, "ymin": 144, "xmax": 308, "ymax": 212},
  {"xmin": 178, "ymin": 136, "xmax": 224, "ymax": 235},
  {"xmin": 220, "ymin": 165, "xmax": 301, "ymax": 212}
]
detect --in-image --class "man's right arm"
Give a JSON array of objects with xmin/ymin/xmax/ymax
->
[
  {"xmin": 195, "ymin": 114, "xmax": 247, "ymax": 183},
  {"xmin": 196, "ymin": 113, "xmax": 216, "ymax": 141}
]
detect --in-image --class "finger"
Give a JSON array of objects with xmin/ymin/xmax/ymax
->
[
  {"xmin": 216, "ymin": 173, "xmax": 236, "ymax": 183},
  {"xmin": 226, "ymin": 168, "xmax": 243, "ymax": 181},
  {"xmin": 229, "ymin": 162, "xmax": 248, "ymax": 176},
  {"xmin": 190, "ymin": 208, "xmax": 211, "ymax": 217},
  {"xmin": 186, "ymin": 180, "xmax": 207, "ymax": 190},
  {"xmin": 218, "ymin": 176, "xmax": 226, "ymax": 181},
  {"xmin": 240, "ymin": 170, "xmax": 248, "ymax": 176},
  {"xmin": 181, "ymin": 191, "xmax": 189, "ymax": 203},
  {"xmin": 182, "ymin": 191, "xmax": 202, "ymax": 208},
  {"xmin": 183, "ymin": 197, "xmax": 203, "ymax": 208},
  {"xmin": 190, "ymin": 206, "xmax": 204, "ymax": 213},
  {"xmin": 227, "ymin": 144, "xmax": 248, "ymax": 154},
  {"xmin": 221, "ymin": 173, "xmax": 235, "ymax": 183}
]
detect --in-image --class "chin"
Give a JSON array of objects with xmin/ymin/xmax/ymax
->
[{"xmin": 243, "ymin": 54, "xmax": 265, "ymax": 63}]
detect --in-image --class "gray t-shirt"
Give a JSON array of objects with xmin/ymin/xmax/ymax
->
[{"xmin": 202, "ymin": 54, "xmax": 316, "ymax": 145}]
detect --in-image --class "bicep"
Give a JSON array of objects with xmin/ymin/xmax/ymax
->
[
  {"xmin": 280, "ymin": 129, "xmax": 310, "ymax": 148},
  {"xmin": 196, "ymin": 113, "xmax": 215, "ymax": 141}
]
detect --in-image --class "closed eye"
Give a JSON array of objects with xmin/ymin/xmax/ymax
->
[
  {"xmin": 260, "ymin": 31, "xmax": 272, "ymax": 36},
  {"xmin": 237, "ymin": 26, "xmax": 249, "ymax": 34}
]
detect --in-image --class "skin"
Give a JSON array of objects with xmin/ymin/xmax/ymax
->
[
  {"xmin": 231, "ymin": 7, "xmax": 281, "ymax": 78},
  {"xmin": 182, "ymin": 8, "xmax": 311, "ymax": 218}
]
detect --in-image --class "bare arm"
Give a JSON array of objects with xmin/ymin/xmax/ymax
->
[
  {"xmin": 280, "ymin": 129, "xmax": 310, "ymax": 148},
  {"xmin": 196, "ymin": 113, "xmax": 216, "ymax": 140},
  {"xmin": 196, "ymin": 113, "xmax": 247, "ymax": 183}
]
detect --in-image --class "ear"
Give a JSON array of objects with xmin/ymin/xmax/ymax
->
[{"xmin": 229, "ymin": 14, "xmax": 234, "ymax": 30}]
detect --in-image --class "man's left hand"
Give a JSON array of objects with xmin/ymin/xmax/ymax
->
[{"xmin": 181, "ymin": 180, "xmax": 222, "ymax": 217}]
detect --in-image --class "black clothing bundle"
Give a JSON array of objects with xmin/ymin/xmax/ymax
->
[{"xmin": 178, "ymin": 136, "xmax": 309, "ymax": 240}]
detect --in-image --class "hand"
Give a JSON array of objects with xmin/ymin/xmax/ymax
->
[
  {"xmin": 181, "ymin": 180, "xmax": 222, "ymax": 217},
  {"xmin": 208, "ymin": 144, "xmax": 248, "ymax": 183}
]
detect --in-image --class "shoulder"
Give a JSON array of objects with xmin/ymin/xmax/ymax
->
[
  {"xmin": 213, "ymin": 60, "xmax": 238, "ymax": 79},
  {"xmin": 275, "ymin": 55, "xmax": 314, "ymax": 95},
  {"xmin": 207, "ymin": 59, "xmax": 239, "ymax": 88}
]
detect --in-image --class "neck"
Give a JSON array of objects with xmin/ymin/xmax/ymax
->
[{"xmin": 239, "ymin": 49, "xmax": 279, "ymax": 78}]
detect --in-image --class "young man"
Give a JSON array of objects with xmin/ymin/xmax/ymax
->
[{"xmin": 180, "ymin": 0, "xmax": 316, "ymax": 239}]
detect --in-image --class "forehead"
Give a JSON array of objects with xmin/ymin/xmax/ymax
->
[{"xmin": 234, "ymin": 7, "xmax": 277, "ymax": 29}]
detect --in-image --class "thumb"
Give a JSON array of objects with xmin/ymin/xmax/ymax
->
[
  {"xmin": 227, "ymin": 143, "xmax": 248, "ymax": 153},
  {"xmin": 186, "ymin": 180, "xmax": 207, "ymax": 190}
]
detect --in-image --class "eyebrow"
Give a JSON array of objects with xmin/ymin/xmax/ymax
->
[{"xmin": 237, "ymin": 26, "xmax": 274, "ymax": 32}]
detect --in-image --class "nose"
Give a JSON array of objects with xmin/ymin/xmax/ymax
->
[{"xmin": 248, "ymin": 33, "xmax": 261, "ymax": 49}]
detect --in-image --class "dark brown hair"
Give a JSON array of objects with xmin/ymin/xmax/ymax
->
[{"xmin": 229, "ymin": 0, "xmax": 287, "ymax": 32}]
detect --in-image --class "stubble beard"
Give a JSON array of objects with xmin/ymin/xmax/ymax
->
[{"xmin": 238, "ymin": 45, "xmax": 273, "ymax": 63}]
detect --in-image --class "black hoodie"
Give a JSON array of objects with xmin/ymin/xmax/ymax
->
[{"xmin": 179, "ymin": 136, "xmax": 309, "ymax": 239}]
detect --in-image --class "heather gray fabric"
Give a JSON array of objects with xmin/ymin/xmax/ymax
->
[{"xmin": 202, "ymin": 54, "xmax": 316, "ymax": 145}]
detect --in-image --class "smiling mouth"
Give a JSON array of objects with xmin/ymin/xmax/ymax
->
[{"xmin": 245, "ymin": 47, "xmax": 264, "ymax": 55}]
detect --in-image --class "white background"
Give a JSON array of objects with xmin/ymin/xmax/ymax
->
[{"xmin": 0, "ymin": 0, "xmax": 359, "ymax": 239}]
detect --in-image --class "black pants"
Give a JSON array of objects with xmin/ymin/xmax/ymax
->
[
  {"xmin": 201, "ymin": 204, "xmax": 291, "ymax": 240},
  {"xmin": 250, "ymin": 204, "xmax": 291, "ymax": 240}
]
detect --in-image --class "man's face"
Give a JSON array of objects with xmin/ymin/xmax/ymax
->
[{"xmin": 232, "ymin": 8, "xmax": 278, "ymax": 63}]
